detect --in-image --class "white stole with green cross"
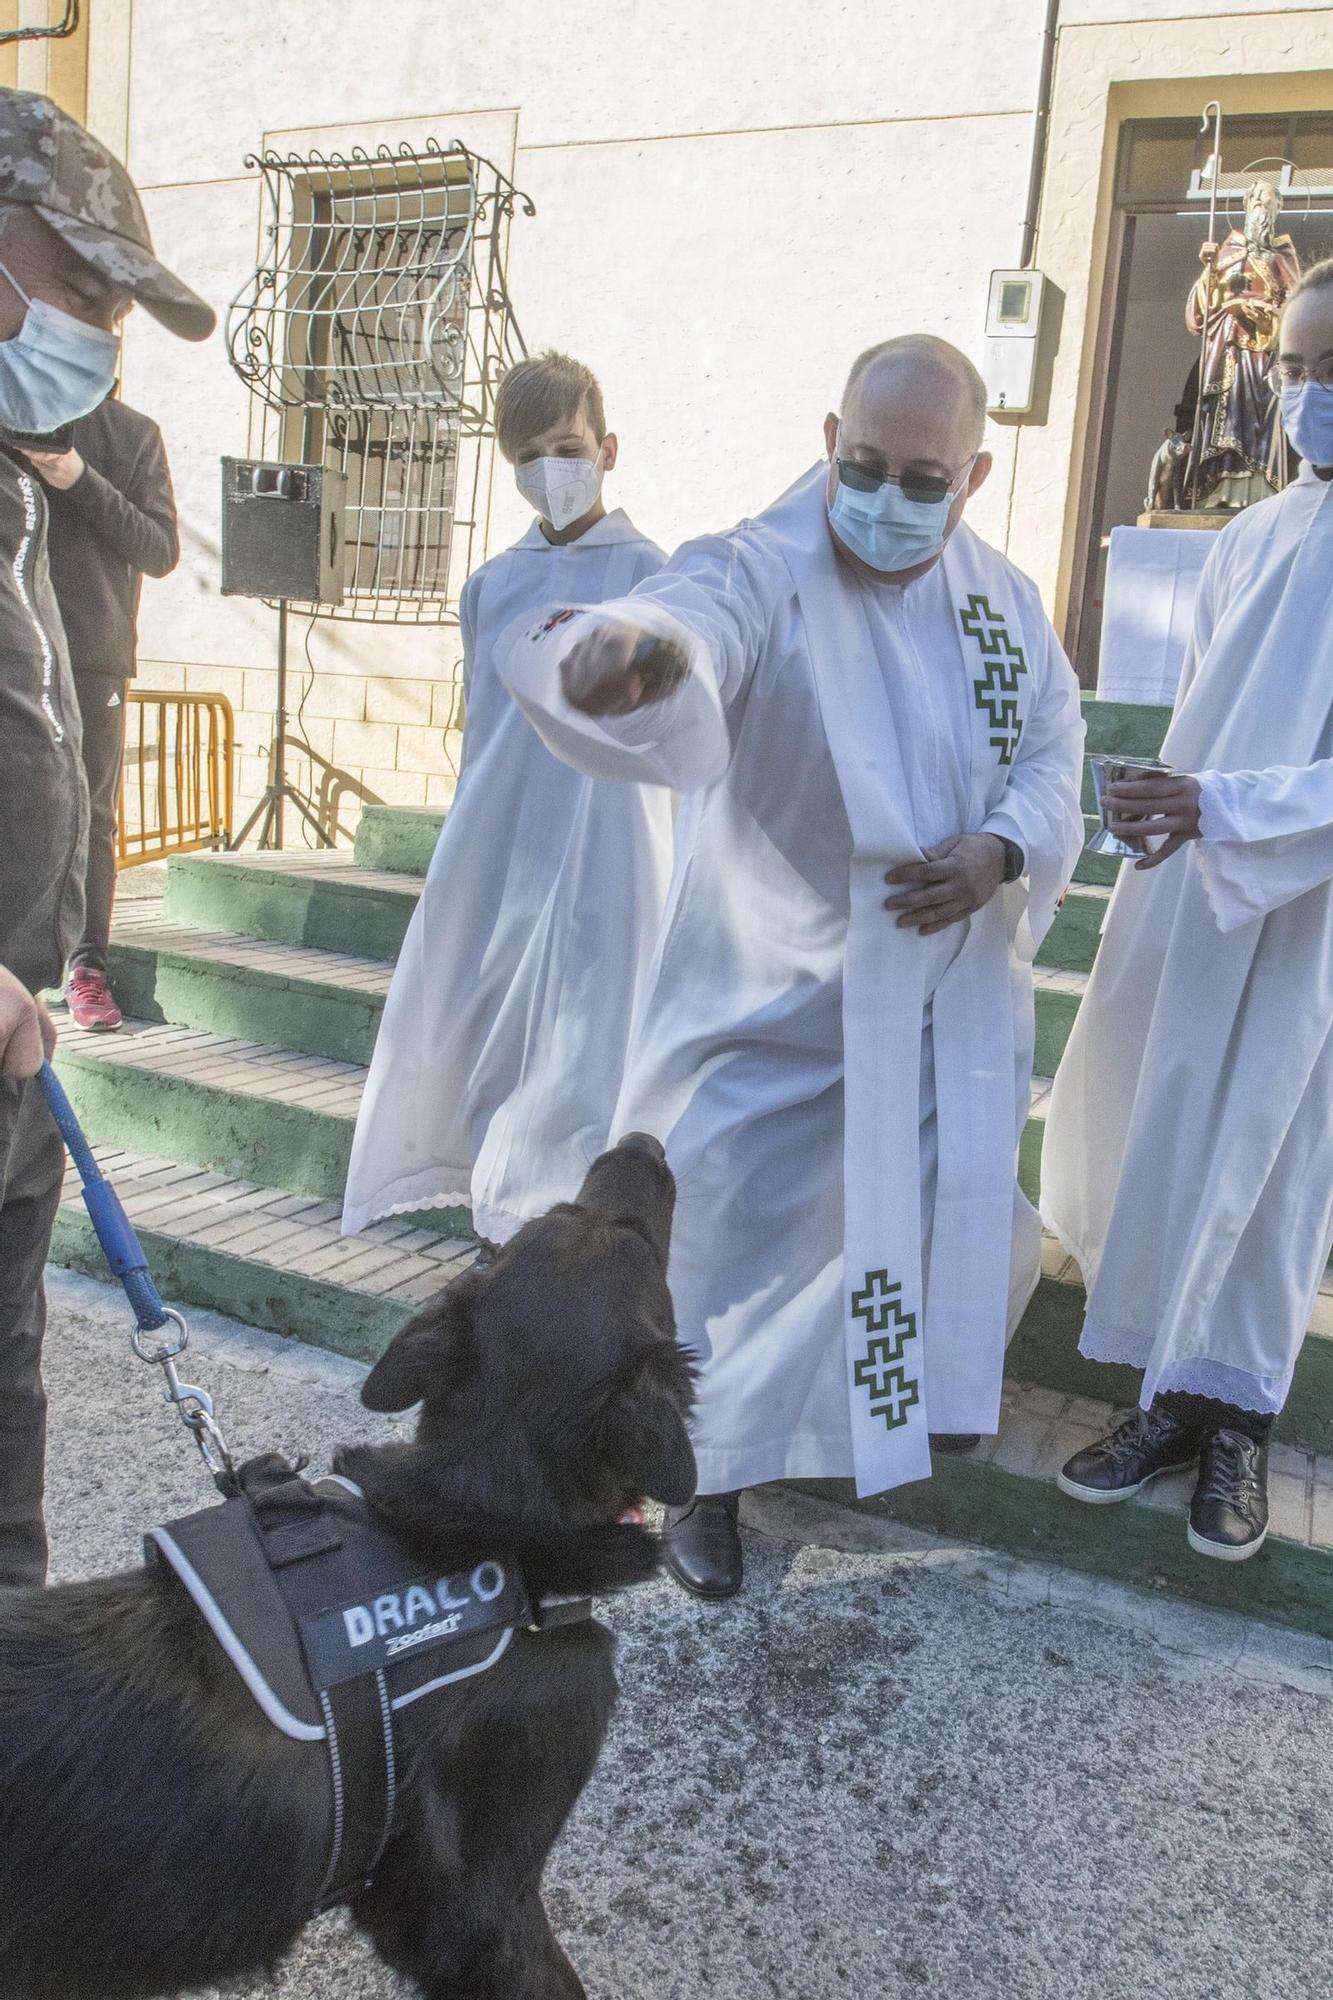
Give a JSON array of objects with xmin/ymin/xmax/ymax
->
[{"xmin": 762, "ymin": 467, "xmax": 1034, "ymax": 1497}]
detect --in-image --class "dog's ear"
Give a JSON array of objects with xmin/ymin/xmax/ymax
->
[
  {"xmin": 600, "ymin": 1375, "xmax": 697, "ymax": 1507},
  {"xmin": 361, "ymin": 1268, "xmax": 482, "ymax": 1412}
]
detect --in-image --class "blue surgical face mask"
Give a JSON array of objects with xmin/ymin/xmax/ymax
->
[
  {"xmin": 0, "ymin": 259, "xmax": 120, "ymax": 436},
  {"xmin": 1279, "ymin": 381, "xmax": 1333, "ymax": 471},
  {"xmin": 827, "ymin": 443, "xmax": 972, "ymax": 574}
]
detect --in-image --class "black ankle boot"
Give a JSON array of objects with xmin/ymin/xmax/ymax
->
[{"xmin": 662, "ymin": 1492, "xmax": 743, "ymax": 1599}]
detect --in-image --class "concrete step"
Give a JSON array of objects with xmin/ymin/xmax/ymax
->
[
  {"xmin": 51, "ymin": 1014, "xmax": 1333, "ymax": 1456},
  {"xmin": 52, "ymin": 1016, "xmax": 466, "ymax": 1233},
  {"xmin": 353, "ymin": 803, "xmax": 445, "ymax": 879},
  {"xmin": 171, "ymin": 828, "xmax": 1109, "ymax": 976},
  {"xmin": 1083, "ymin": 698, "xmax": 1171, "ymax": 761},
  {"xmin": 105, "ymin": 910, "xmax": 1091, "ymax": 1083},
  {"xmin": 163, "ymin": 850, "xmax": 420, "ymax": 963},
  {"xmin": 1036, "ymin": 883, "xmax": 1106, "ymax": 973},
  {"xmin": 107, "ymin": 908, "xmax": 391, "ymax": 1065},
  {"xmin": 796, "ymin": 1375, "xmax": 1333, "ymax": 1641},
  {"xmin": 1033, "ymin": 966, "xmax": 1085, "ymax": 1077},
  {"xmin": 50, "ymin": 1139, "xmax": 476, "ymax": 1365}
]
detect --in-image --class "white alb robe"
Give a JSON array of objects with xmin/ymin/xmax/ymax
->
[
  {"xmin": 1042, "ymin": 464, "xmax": 1333, "ymax": 1415},
  {"xmin": 500, "ymin": 466, "xmax": 1084, "ymax": 1496},
  {"xmin": 342, "ymin": 510, "xmax": 671, "ymax": 1242}
]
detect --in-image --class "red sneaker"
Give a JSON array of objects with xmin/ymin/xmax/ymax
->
[{"xmin": 66, "ymin": 967, "xmax": 123, "ymax": 1032}]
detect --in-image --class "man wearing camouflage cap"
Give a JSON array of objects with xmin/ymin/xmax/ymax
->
[{"xmin": 0, "ymin": 90, "xmax": 213, "ymax": 1585}]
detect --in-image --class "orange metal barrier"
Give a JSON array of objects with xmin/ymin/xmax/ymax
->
[{"xmin": 116, "ymin": 689, "xmax": 234, "ymax": 869}]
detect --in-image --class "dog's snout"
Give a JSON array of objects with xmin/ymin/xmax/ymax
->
[{"xmin": 618, "ymin": 1131, "xmax": 666, "ymax": 1164}]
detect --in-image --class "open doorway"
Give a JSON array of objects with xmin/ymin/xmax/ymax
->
[{"xmin": 1069, "ymin": 111, "xmax": 1333, "ymax": 682}]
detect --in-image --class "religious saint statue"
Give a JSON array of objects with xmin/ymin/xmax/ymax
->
[{"xmin": 1183, "ymin": 178, "xmax": 1301, "ymax": 509}]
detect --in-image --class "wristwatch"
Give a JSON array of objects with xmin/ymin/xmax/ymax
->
[{"xmin": 996, "ymin": 836, "xmax": 1025, "ymax": 884}]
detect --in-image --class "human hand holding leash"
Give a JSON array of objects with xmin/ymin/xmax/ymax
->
[{"xmin": 0, "ymin": 966, "xmax": 55, "ymax": 1079}]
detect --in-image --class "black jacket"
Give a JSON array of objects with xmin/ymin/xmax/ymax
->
[
  {"xmin": 45, "ymin": 395, "xmax": 179, "ymax": 679},
  {"xmin": 0, "ymin": 449, "xmax": 87, "ymax": 994}
]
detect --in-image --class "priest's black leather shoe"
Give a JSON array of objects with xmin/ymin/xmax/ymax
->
[
  {"xmin": 930, "ymin": 1433, "xmax": 981, "ymax": 1454},
  {"xmin": 1188, "ymin": 1427, "xmax": 1269, "ymax": 1561},
  {"xmin": 1057, "ymin": 1403, "xmax": 1202, "ymax": 1504},
  {"xmin": 662, "ymin": 1492, "xmax": 743, "ymax": 1599}
]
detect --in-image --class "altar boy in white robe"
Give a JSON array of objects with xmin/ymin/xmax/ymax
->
[
  {"xmin": 1044, "ymin": 262, "xmax": 1333, "ymax": 1564},
  {"xmin": 342, "ymin": 352, "xmax": 671, "ymax": 1245},
  {"xmin": 499, "ymin": 337, "xmax": 1085, "ymax": 1597}
]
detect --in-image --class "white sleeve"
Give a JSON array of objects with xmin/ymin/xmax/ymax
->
[
  {"xmin": 459, "ymin": 569, "xmax": 481, "ymax": 703},
  {"xmin": 980, "ymin": 611, "xmax": 1086, "ymax": 949},
  {"xmin": 495, "ymin": 530, "xmax": 773, "ymax": 790},
  {"xmin": 1170, "ymin": 531, "xmax": 1225, "ymax": 713},
  {"xmin": 1191, "ymin": 761, "xmax": 1333, "ymax": 932},
  {"xmin": 1198, "ymin": 761, "xmax": 1333, "ymax": 845}
]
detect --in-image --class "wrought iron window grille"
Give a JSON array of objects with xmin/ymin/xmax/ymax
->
[
  {"xmin": 227, "ymin": 140, "xmax": 532, "ymax": 625},
  {"xmin": 0, "ymin": 2, "xmax": 79, "ymax": 44}
]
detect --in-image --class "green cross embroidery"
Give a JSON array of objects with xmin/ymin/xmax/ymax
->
[
  {"xmin": 959, "ymin": 593, "xmax": 1028, "ymax": 767},
  {"xmin": 851, "ymin": 1272, "xmax": 921, "ymax": 1432}
]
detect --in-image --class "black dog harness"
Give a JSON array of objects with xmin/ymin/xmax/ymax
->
[{"xmin": 146, "ymin": 1455, "xmax": 590, "ymax": 1909}]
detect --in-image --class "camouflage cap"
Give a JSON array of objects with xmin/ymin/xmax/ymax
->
[{"xmin": 0, "ymin": 90, "xmax": 214, "ymax": 341}]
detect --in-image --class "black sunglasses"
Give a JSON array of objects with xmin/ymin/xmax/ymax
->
[{"xmin": 836, "ymin": 458, "xmax": 961, "ymax": 507}]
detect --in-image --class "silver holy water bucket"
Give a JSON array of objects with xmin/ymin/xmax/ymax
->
[{"xmin": 1086, "ymin": 754, "xmax": 1172, "ymax": 860}]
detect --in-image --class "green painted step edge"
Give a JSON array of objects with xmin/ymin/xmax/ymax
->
[
  {"xmin": 52, "ymin": 1042, "xmax": 470, "ymax": 1242},
  {"xmin": 107, "ymin": 943, "xmax": 385, "ymax": 1066},
  {"xmin": 49, "ymin": 1203, "xmax": 411, "ymax": 1366},
  {"xmin": 51, "ymin": 1205, "xmax": 1331, "ymax": 1639},
  {"xmin": 108, "ymin": 928, "xmax": 1081, "ymax": 1081},
  {"xmin": 791, "ymin": 1462, "xmax": 1333, "ymax": 1640},
  {"xmin": 353, "ymin": 805, "xmax": 446, "ymax": 879},
  {"xmin": 167, "ymin": 846, "xmax": 1102, "ymax": 974},
  {"xmin": 347, "ymin": 713, "xmax": 1162, "ymax": 887},
  {"xmin": 1035, "ymin": 888, "xmax": 1102, "ymax": 973},
  {"xmin": 1074, "ymin": 816, "xmax": 1121, "ymax": 887},
  {"xmin": 163, "ymin": 855, "xmax": 416, "ymax": 963},
  {"xmin": 54, "ymin": 1028, "xmax": 1333, "ymax": 1453},
  {"xmin": 1035, "ymin": 985, "xmax": 1078, "ymax": 1078},
  {"xmin": 1081, "ymin": 697, "xmax": 1172, "ymax": 758}
]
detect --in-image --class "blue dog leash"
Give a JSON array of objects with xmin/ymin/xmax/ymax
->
[{"xmin": 39, "ymin": 1059, "xmax": 236, "ymax": 1490}]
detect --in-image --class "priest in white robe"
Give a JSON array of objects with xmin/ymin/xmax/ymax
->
[
  {"xmin": 1043, "ymin": 262, "xmax": 1333, "ymax": 1564},
  {"xmin": 499, "ymin": 336, "xmax": 1085, "ymax": 1597},
  {"xmin": 343, "ymin": 352, "xmax": 672, "ymax": 1246}
]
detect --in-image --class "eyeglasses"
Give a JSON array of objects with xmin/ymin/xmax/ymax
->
[
  {"xmin": 1270, "ymin": 359, "xmax": 1333, "ymax": 395},
  {"xmin": 835, "ymin": 457, "xmax": 969, "ymax": 507}
]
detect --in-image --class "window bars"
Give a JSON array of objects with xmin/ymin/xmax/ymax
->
[
  {"xmin": 0, "ymin": 2, "xmax": 79, "ymax": 44},
  {"xmin": 227, "ymin": 141, "xmax": 532, "ymax": 624}
]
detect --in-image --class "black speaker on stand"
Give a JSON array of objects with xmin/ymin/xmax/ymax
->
[{"xmin": 220, "ymin": 458, "xmax": 347, "ymax": 850}]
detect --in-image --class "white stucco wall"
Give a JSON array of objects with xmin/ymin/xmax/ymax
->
[{"xmin": 84, "ymin": 0, "xmax": 1333, "ymax": 829}]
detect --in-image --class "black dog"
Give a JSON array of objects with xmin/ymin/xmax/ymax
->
[{"xmin": 0, "ymin": 1133, "xmax": 694, "ymax": 2000}]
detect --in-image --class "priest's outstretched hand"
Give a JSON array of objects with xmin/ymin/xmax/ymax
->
[
  {"xmin": 1105, "ymin": 772, "xmax": 1203, "ymax": 869},
  {"xmin": 560, "ymin": 618, "xmax": 691, "ymax": 717},
  {"xmin": 884, "ymin": 834, "xmax": 1008, "ymax": 935}
]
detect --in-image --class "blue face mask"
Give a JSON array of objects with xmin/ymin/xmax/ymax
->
[
  {"xmin": 0, "ymin": 259, "xmax": 120, "ymax": 436},
  {"xmin": 827, "ymin": 449, "xmax": 972, "ymax": 574},
  {"xmin": 1279, "ymin": 381, "xmax": 1333, "ymax": 470}
]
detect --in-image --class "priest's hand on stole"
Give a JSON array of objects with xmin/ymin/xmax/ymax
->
[
  {"xmin": 560, "ymin": 619, "xmax": 691, "ymax": 717},
  {"xmin": 883, "ymin": 834, "xmax": 1008, "ymax": 935},
  {"xmin": 1105, "ymin": 773, "xmax": 1203, "ymax": 870}
]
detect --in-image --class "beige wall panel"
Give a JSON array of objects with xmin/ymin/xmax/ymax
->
[
  {"xmin": 497, "ymin": 115, "xmax": 1032, "ymax": 561},
  {"xmin": 123, "ymin": 0, "xmax": 1047, "ymax": 189},
  {"xmin": 1062, "ymin": 0, "xmax": 1328, "ymax": 21}
]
